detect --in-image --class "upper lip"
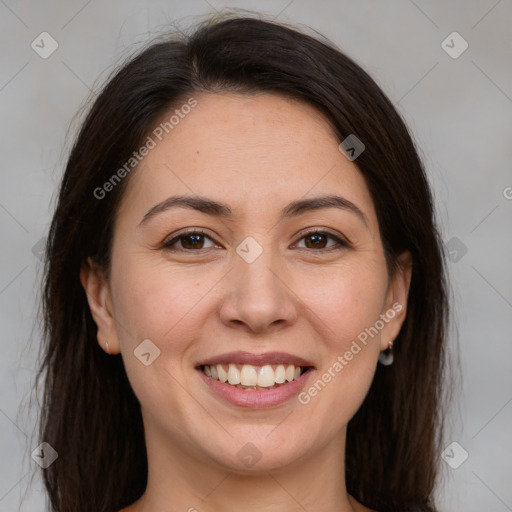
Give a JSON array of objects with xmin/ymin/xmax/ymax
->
[{"xmin": 196, "ymin": 351, "xmax": 315, "ymax": 368}]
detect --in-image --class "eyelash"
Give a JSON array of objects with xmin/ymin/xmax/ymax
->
[{"xmin": 161, "ymin": 228, "xmax": 349, "ymax": 253}]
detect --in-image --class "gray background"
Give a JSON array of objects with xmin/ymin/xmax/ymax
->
[{"xmin": 1, "ymin": 1, "xmax": 511, "ymax": 511}]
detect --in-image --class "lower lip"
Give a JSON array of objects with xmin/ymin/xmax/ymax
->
[{"xmin": 197, "ymin": 368, "xmax": 314, "ymax": 409}]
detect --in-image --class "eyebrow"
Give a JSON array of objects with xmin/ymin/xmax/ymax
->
[{"xmin": 139, "ymin": 194, "xmax": 368, "ymax": 228}]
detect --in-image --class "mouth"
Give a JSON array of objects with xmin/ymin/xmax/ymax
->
[{"xmin": 195, "ymin": 351, "xmax": 315, "ymax": 408}]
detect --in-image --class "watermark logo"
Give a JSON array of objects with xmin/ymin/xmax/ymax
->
[
  {"xmin": 32, "ymin": 236, "xmax": 47, "ymax": 261},
  {"xmin": 31, "ymin": 32, "xmax": 58, "ymax": 59},
  {"xmin": 441, "ymin": 441, "xmax": 469, "ymax": 469},
  {"xmin": 236, "ymin": 236, "xmax": 263, "ymax": 264},
  {"xmin": 339, "ymin": 134, "xmax": 365, "ymax": 161},
  {"xmin": 31, "ymin": 442, "xmax": 58, "ymax": 468},
  {"xmin": 134, "ymin": 338, "xmax": 161, "ymax": 366},
  {"xmin": 446, "ymin": 236, "xmax": 468, "ymax": 263},
  {"xmin": 441, "ymin": 31, "xmax": 468, "ymax": 59},
  {"xmin": 237, "ymin": 442, "xmax": 262, "ymax": 468}
]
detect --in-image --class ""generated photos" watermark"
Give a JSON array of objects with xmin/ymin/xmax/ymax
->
[
  {"xmin": 93, "ymin": 97, "xmax": 197, "ymax": 200},
  {"xmin": 298, "ymin": 301, "xmax": 403, "ymax": 404}
]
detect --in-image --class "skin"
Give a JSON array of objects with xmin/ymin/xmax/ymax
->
[{"xmin": 81, "ymin": 91, "xmax": 412, "ymax": 512}]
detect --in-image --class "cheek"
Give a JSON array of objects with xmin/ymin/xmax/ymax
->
[
  {"xmin": 109, "ymin": 258, "xmax": 211, "ymax": 424},
  {"xmin": 109, "ymin": 251, "xmax": 211, "ymax": 352},
  {"xmin": 293, "ymin": 262, "xmax": 387, "ymax": 419},
  {"xmin": 298, "ymin": 260, "xmax": 388, "ymax": 344}
]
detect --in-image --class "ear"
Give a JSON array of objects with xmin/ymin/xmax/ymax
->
[
  {"xmin": 80, "ymin": 257, "xmax": 120, "ymax": 354},
  {"xmin": 380, "ymin": 251, "xmax": 413, "ymax": 351}
]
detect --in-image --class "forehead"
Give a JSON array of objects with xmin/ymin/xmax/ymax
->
[
  {"xmin": 168, "ymin": 91, "xmax": 339, "ymax": 162},
  {"xmin": 119, "ymin": 92, "xmax": 377, "ymax": 226}
]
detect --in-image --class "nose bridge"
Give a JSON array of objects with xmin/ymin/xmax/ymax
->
[
  {"xmin": 220, "ymin": 234, "xmax": 297, "ymax": 332},
  {"xmin": 236, "ymin": 234, "xmax": 285, "ymax": 302}
]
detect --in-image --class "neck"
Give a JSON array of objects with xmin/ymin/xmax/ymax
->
[{"xmin": 126, "ymin": 421, "xmax": 360, "ymax": 512}]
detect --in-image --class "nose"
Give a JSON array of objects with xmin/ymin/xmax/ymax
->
[{"xmin": 218, "ymin": 243, "xmax": 299, "ymax": 334}]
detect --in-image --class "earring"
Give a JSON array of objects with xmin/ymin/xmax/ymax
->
[
  {"xmin": 378, "ymin": 340, "xmax": 394, "ymax": 366},
  {"xmin": 106, "ymin": 341, "xmax": 110, "ymax": 354}
]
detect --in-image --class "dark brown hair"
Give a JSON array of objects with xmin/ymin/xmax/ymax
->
[{"xmin": 35, "ymin": 13, "xmax": 450, "ymax": 512}]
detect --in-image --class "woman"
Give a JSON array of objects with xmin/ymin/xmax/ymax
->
[{"xmin": 36, "ymin": 13, "xmax": 450, "ymax": 512}]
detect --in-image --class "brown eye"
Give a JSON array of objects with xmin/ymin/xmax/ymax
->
[
  {"xmin": 294, "ymin": 231, "xmax": 348, "ymax": 251},
  {"xmin": 179, "ymin": 233, "xmax": 207, "ymax": 250},
  {"xmin": 162, "ymin": 230, "xmax": 217, "ymax": 252}
]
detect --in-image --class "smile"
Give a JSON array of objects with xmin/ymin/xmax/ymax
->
[{"xmin": 196, "ymin": 351, "xmax": 315, "ymax": 408}]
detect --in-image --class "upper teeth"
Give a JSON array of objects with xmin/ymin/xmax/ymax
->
[{"xmin": 202, "ymin": 363, "xmax": 303, "ymax": 387}]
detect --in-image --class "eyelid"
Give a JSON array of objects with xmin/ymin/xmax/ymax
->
[
  {"xmin": 291, "ymin": 228, "xmax": 350, "ymax": 250},
  {"xmin": 161, "ymin": 228, "xmax": 220, "ymax": 249},
  {"xmin": 162, "ymin": 227, "xmax": 350, "ymax": 252}
]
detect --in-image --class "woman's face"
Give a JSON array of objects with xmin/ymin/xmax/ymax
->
[{"xmin": 82, "ymin": 92, "xmax": 411, "ymax": 473}]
